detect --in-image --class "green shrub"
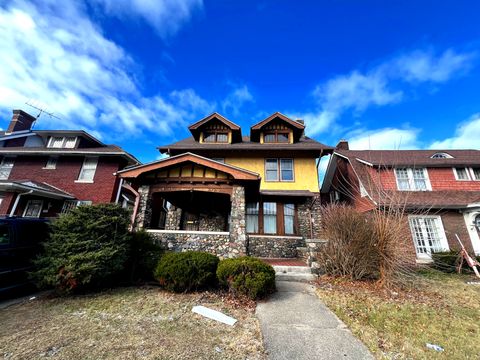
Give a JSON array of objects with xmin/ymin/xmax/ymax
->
[
  {"xmin": 431, "ymin": 251, "xmax": 460, "ymax": 273},
  {"xmin": 126, "ymin": 230, "xmax": 163, "ymax": 282},
  {"xmin": 31, "ymin": 204, "xmax": 130, "ymax": 293},
  {"xmin": 217, "ymin": 257, "xmax": 276, "ymax": 300},
  {"xmin": 154, "ymin": 251, "xmax": 219, "ymax": 292}
]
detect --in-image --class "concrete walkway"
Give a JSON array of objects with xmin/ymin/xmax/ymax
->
[{"xmin": 256, "ymin": 281, "xmax": 373, "ymax": 360}]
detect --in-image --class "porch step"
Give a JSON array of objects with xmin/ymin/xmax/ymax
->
[{"xmin": 273, "ymin": 265, "xmax": 316, "ymax": 283}]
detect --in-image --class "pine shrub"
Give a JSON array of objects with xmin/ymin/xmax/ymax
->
[
  {"xmin": 154, "ymin": 251, "xmax": 219, "ymax": 292},
  {"xmin": 126, "ymin": 230, "xmax": 163, "ymax": 282},
  {"xmin": 31, "ymin": 204, "xmax": 131, "ymax": 293},
  {"xmin": 217, "ymin": 257, "xmax": 276, "ymax": 300}
]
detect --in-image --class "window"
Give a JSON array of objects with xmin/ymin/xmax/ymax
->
[
  {"xmin": 0, "ymin": 223, "xmax": 10, "ymax": 245},
  {"xmin": 431, "ymin": 152, "xmax": 453, "ymax": 159},
  {"xmin": 203, "ymin": 132, "xmax": 228, "ymax": 143},
  {"xmin": 23, "ymin": 200, "xmax": 43, "ymax": 218},
  {"xmin": 47, "ymin": 136, "xmax": 77, "ymax": 148},
  {"xmin": 0, "ymin": 158, "xmax": 14, "ymax": 179},
  {"xmin": 475, "ymin": 214, "xmax": 480, "ymax": 230},
  {"xmin": 44, "ymin": 157, "xmax": 57, "ymax": 169},
  {"xmin": 61, "ymin": 200, "xmax": 92, "ymax": 214},
  {"xmin": 263, "ymin": 202, "xmax": 277, "ymax": 234},
  {"xmin": 77, "ymin": 157, "xmax": 98, "ymax": 182},
  {"xmin": 265, "ymin": 159, "xmax": 294, "ymax": 182},
  {"xmin": 284, "ymin": 203, "xmax": 295, "ymax": 235},
  {"xmin": 246, "ymin": 202, "xmax": 259, "ymax": 233},
  {"xmin": 409, "ymin": 216, "xmax": 449, "ymax": 258},
  {"xmin": 263, "ymin": 131, "xmax": 290, "ymax": 143},
  {"xmin": 394, "ymin": 168, "xmax": 430, "ymax": 191},
  {"xmin": 453, "ymin": 167, "xmax": 480, "ymax": 181}
]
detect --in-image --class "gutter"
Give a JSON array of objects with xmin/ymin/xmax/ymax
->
[{"xmin": 9, "ymin": 190, "xmax": 33, "ymax": 217}]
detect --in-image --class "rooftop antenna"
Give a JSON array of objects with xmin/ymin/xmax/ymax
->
[{"xmin": 25, "ymin": 99, "xmax": 62, "ymax": 129}]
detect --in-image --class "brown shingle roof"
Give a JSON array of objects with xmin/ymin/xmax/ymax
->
[
  {"xmin": 336, "ymin": 149, "xmax": 480, "ymax": 167},
  {"xmin": 159, "ymin": 136, "xmax": 333, "ymax": 154}
]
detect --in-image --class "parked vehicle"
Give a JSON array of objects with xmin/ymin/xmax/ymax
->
[{"xmin": 0, "ymin": 217, "xmax": 50, "ymax": 299}]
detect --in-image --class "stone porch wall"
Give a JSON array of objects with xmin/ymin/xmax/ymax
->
[
  {"xmin": 297, "ymin": 194, "xmax": 323, "ymax": 239},
  {"xmin": 147, "ymin": 230, "xmax": 241, "ymax": 258},
  {"xmin": 248, "ymin": 235, "xmax": 306, "ymax": 258}
]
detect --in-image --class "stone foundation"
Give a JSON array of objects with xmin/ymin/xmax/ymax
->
[
  {"xmin": 148, "ymin": 230, "xmax": 242, "ymax": 258},
  {"xmin": 297, "ymin": 194, "xmax": 323, "ymax": 239},
  {"xmin": 297, "ymin": 238, "xmax": 327, "ymax": 273},
  {"xmin": 248, "ymin": 235, "xmax": 306, "ymax": 258}
]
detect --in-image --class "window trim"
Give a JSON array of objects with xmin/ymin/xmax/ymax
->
[
  {"xmin": 43, "ymin": 156, "xmax": 58, "ymax": 170},
  {"xmin": 47, "ymin": 136, "xmax": 78, "ymax": 149},
  {"xmin": 264, "ymin": 158, "xmax": 295, "ymax": 182},
  {"xmin": 202, "ymin": 131, "xmax": 229, "ymax": 143},
  {"xmin": 394, "ymin": 167, "xmax": 431, "ymax": 191},
  {"xmin": 453, "ymin": 167, "xmax": 480, "ymax": 181},
  {"xmin": 23, "ymin": 199, "xmax": 44, "ymax": 218},
  {"xmin": 263, "ymin": 130, "xmax": 290, "ymax": 143},
  {"xmin": 408, "ymin": 215, "xmax": 449, "ymax": 259},
  {"xmin": 0, "ymin": 157, "xmax": 15, "ymax": 180}
]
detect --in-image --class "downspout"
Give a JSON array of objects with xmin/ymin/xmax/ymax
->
[
  {"xmin": 114, "ymin": 178, "xmax": 124, "ymax": 204},
  {"xmin": 9, "ymin": 190, "xmax": 33, "ymax": 217}
]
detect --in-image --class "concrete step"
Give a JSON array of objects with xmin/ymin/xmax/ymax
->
[
  {"xmin": 275, "ymin": 273, "xmax": 317, "ymax": 283},
  {"xmin": 273, "ymin": 265, "xmax": 312, "ymax": 274}
]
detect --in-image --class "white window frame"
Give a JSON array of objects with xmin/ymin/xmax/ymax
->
[
  {"xmin": 47, "ymin": 136, "xmax": 78, "ymax": 149},
  {"xmin": 61, "ymin": 200, "xmax": 92, "ymax": 214},
  {"xmin": 23, "ymin": 199, "xmax": 44, "ymax": 218},
  {"xmin": 0, "ymin": 157, "xmax": 15, "ymax": 180},
  {"xmin": 43, "ymin": 156, "xmax": 58, "ymax": 170},
  {"xmin": 394, "ymin": 167, "xmax": 431, "ymax": 191},
  {"xmin": 76, "ymin": 157, "xmax": 98, "ymax": 183},
  {"xmin": 408, "ymin": 215, "xmax": 449, "ymax": 259},
  {"xmin": 453, "ymin": 167, "xmax": 480, "ymax": 181}
]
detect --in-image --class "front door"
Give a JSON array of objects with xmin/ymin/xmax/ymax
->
[{"xmin": 182, "ymin": 211, "xmax": 199, "ymax": 231}]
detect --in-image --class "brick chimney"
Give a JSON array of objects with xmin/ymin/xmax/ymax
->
[
  {"xmin": 6, "ymin": 110, "xmax": 36, "ymax": 134},
  {"xmin": 336, "ymin": 139, "xmax": 349, "ymax": 150}
]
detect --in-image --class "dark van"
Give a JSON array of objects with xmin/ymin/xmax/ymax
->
[{"xmin": 0, "ymin": 217, "xmax": 50, "ymax": 299}]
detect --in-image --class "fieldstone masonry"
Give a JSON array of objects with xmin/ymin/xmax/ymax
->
[
  {"xmin": 135, "ymin": 185, "xmax": 152, "ymax": 229},
  {"xmin": 229, "ymin": 185, "xmax": 247, "ymax": 256},
  {"xmin": 248, "ymin": 235, "xmax": 305, "ymax": 258},
  {"xmin": 297, "ymin": 195, "xmax": 323, "ymax": 239},
  {"xmin": 165, "ymin": 206, "xmax": 181, "ymax": 230}
]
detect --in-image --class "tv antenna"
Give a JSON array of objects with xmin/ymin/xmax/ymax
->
[{"xmin": 25, "ymin": 100, "xmax": 62, "ymax": 129}]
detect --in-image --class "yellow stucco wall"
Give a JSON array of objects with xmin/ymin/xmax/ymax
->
[{"xmin": 225, "ymin": 156, "xmax": 320, "ymax": 192}]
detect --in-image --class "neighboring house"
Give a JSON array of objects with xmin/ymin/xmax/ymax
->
[
  {"xmin": 116, "ymin": 112, "xmax": 333, "ymax": 258},
  {"xmin": 321, "ymin": 140, "xmax": 480, "ymax": 262},
  {"xmin": 0, "ymin": 110, "xmax": 138, "ymax": 218}
]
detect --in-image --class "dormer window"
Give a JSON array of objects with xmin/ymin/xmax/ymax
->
[
  {"xmin": 264, "ymin": 131, "xmax": 290, "ymax": 143},
  {"xmin": 203, "ymin": 131, "xmax": 228, "ymax": 143},
  {"xmin": 431, "ymin": 152, "xmax": 453, "ymax": 159},
  {"xmin": 47, "ymin": 136, "xmax": 77, "ymax": 148}
]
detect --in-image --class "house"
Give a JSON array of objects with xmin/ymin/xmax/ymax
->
[
  {"xmin": 321, "ymin": 140, "xmax": 480, "ymax": 262},
  {"xmin": 116, "ymin": 112, "xmax": 333, "ymax": 258},
  {"xmin": 0, "ymin": 110, "xmax": 138, "ymax": 218}
]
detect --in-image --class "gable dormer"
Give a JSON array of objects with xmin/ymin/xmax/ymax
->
[
  {"xmin": 250, "ymin": 112, "xmax": 305, "ymax": 144},
  {"xmin": 188, "ymin": 113, "xmax": 242, "ymax": 144}
]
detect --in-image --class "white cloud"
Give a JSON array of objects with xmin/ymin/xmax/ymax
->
[
  {"xmin": 429, "ymin": 114, "xmax": 480, "ymax": 149},
  {"xmin": 90, "ymin": 0, "xmax": 203, "ymax": 38},
  {"xmin": 0, "ymin": 0, "xmax": 210, "ymax": 140},
  {"xmin": 347, "ymin": 127, "xmax": 420, "ymax": 150},
  {"xmin": 221, "ymin": 85, "xmax": 254, "ymax": 116},
  {"xmin": 304, "ymin": 48, "xmax": 476, "ymax": 136}
]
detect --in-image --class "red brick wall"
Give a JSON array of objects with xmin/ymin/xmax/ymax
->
[
  {"xmin": 0, "ymin": 155, "xmax": 124, "ymax": 215},
  {"xmin": 439, "ymin": 210, "xmax": 475, "ymax": 253}
]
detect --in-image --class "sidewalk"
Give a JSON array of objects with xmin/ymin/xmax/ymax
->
[{"xmin": 256, "ymin": 281, "xmax": 373, "ymax": 360}]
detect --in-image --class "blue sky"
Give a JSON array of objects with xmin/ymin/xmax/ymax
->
[{"xmin": 0, "ymin": 0, "xmax": 479, "ymax": 164}]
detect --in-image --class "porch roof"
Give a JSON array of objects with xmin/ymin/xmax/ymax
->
[
  {"xmin": 0, "ymin": 180, "xmax": 75, "ymax": 199},
  {"xmin": 116, "ymin": 152, "xmax": 260, "ymax": 180}
]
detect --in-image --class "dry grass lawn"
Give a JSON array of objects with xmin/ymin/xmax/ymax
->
[
  {"xmin": 0, "ymin": 286, "xmax": 265, "ymax": 360},
  {"xmin": 316, "ymin": 270, "xmax": 480, "ymax": 359}
]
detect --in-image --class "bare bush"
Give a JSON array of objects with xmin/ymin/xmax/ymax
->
[{"xmin": 318, "ymin": 203, "xmax": 413, "ymax": 287}]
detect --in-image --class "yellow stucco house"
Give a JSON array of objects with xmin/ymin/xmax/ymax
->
[{"xmin": 116, "ymin": 112, "xmax": 332, "ymax": 259}]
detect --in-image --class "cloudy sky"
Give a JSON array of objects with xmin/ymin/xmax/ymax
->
[{"xmin": 0, "ymin": 0, "xmax": 479, "ymax": 163}]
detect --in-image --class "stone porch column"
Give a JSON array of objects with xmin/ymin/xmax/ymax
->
[
  {"xmin": 229, "ymin": 185, "xmax": 247, "ymax": 256},
  {"xmin": 165, "ymin": 206, "xmax": 182, "ymax": 230},
  {"xmin": 135, "ymin": 185, "xmax": 152, "ymax": 230}
]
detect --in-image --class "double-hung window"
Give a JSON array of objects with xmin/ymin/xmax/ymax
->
[
  {"xmin": 246, "ymin": 202, "xmax": 259, "ymax": 233},
  {"xmin": 44, "ymin": 157, "xmax": 58, "ymax": 169},
  {"xmin": 265, "ymin": 159, "xmax": 294, "ymax": 182},
  {"xmin": 0, "ymin": 158, "xmax": 14, "ymax": 179},
  {"xmin": 23, "ymin": 200, "xmax": 43, "ymax": 218},
  {"xmin": 394, "ymin": 168, "xmax": 430, "ymax": 191},
  {"xmin": 246, "ymin": 201, "xmax": 297, "ymax": 235},
  {"xmin": 47, "ymin": 136, "xmax": 77, "ymax": 148},
  {"xmin": 263, "ymin": 202, "xmax": 277, "ymax": 234},
  {"xmin": 454, "ymin": 168, "xmax": 480, "ymax": 181},
  {"xmin": 408, "ymin": 216, "xmax": 449, "ymax": 258},
  {"xmin": 284, "ymin": 203, "xmax": 295, "ymax": 235},
  {"xmin": 77, "ymin": 157, "xmax": 98, "ymax": 182}
]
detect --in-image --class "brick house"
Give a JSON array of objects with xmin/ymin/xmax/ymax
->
[
  {"xmin": 0, "ymin": 110, "xmax": 138, "ymax": 218},
  {"xmin": 321, "ymin": 140, "xmax": 480, "ymax": 261},
  {"xmin": 116, "ymin": 112, "xmax": 333, "ymax": 258}
]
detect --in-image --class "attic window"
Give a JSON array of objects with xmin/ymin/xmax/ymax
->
[
  {"xmin": 48, "ymin": 136, "xmax": 77, "ymax": 148},
  {"xmin": 264, "ymin": 131, "xmax": 289, "ymax": 143},
  {"xmin": 203, "ymin": 131, "xmax": 228, "ymax": 143},
  {"xmin": 431, "ymin": 152, "xmax": 453, "ymax": 159}
]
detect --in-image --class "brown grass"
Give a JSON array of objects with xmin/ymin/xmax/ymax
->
[
  {"xmin": 0, "ymin": 286, "xmax": 265, "ymax": 360},
  {"xmin": 316, "ymin": 270, "xmax": 480, "ymax": 359}
]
